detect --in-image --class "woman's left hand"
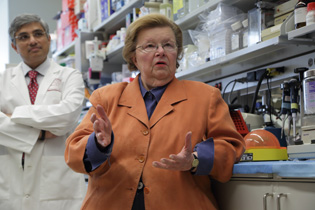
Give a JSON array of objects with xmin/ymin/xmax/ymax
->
[{"xmin": 152, "ymin": 131, "xmax": 195, "ymax": 171}]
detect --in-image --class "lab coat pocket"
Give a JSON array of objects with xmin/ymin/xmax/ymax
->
[
  {"xmin": 42, "ymin": 91, "xmax": 62, "ymax": 104},
  {"xmin": 0, "ymin": 155, "xmax": 10, "ymax": 200},
  {"xmin": 40, "ymin": 156, "xmax": 85, "ymax": 201}
]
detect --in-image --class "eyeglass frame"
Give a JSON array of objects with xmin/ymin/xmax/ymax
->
[
  {"xmin": 14, "ymin": 30, "xmax": 47, "ymax": 43},
  {"xmin": 135, "ymin": 41, "xmax": 178, "ymax": 53}
]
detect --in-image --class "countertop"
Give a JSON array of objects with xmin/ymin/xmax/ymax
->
[{"xmin": 233, "ymin": 160, "xmax": 315, "ymax": 178}]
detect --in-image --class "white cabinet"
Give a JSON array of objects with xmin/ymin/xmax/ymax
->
[
  {"xmin": 213, "ymin": 179, "xmax": 315, "ymax": 210},
  {"xmin": 277, "ymin": 181, "xmax": 315, "ymax": 210}
]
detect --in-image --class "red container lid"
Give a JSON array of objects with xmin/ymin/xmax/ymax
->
[{"xmin": 307, "ymin": 2, "xmax": 315, "ymax": 11}]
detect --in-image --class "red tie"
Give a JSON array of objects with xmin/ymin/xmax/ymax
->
[
  {"xmin": 22, "ymin": 70, "xmax": 39, "ymax": 169},
  {"xmin": 28, "ymin": 70, "xmax": 39, "ymax": 104}
]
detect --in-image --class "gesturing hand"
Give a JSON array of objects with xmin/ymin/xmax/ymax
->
[
  {"xmin": 90, "ymin": 105, "xmax": 112, "ymax": 149},
  {"xmin": 152, "ymin": 131, "xmax": 195, "ymax": 171}
]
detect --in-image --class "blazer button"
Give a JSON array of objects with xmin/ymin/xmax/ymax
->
[
  {"xmin": 142, "ymin": 130, "xmax": 149, "ymax": 136},
  {"xmin": 138, "ymin": 155, "xmax": 145, "ymax": 163},
  {"xmin": 144, "ymin": 187, "xmax": 150, "ymax": 194}
]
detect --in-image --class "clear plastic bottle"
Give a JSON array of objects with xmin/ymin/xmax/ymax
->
[
  {"xmin": 242, "ymin": 19, "xmax": 249, "ymax": 48},
  {"xmin": 230, "ymin": 21, "xmax": 243, "ymax": 52},
  {"xmin": 294, "ymin": 0, "xmax": 309, "ymax": 29},
  {"xmin": 306, "ymin": 2, "xmax": 315, "ymax": 26},
  {"xmin": 160, "ymin": 0, "xmax": 173, "ymax": 20}
]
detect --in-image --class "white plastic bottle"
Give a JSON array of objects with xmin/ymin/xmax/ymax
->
[
  {"xmin": 306, "ymin": 2, "xmax": 315, "ymax": 26},
  {"xmin": 160, "ymin": 0, "xmax": 173, "ymax": 20},
  {"xmin": 120, "ymin": 27, "xmax": 126, "ymax": 43},
  {"xmin": 230, "ymin": 21, "xmax": 243, "ymax": 52}
]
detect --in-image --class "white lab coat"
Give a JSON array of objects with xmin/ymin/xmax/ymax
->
[{"xmin": 0, "ymin": 59, "xmax": 86, "ymax": 210}]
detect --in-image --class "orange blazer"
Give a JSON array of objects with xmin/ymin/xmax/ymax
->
[{"xmin": 65, "ymin": 75, "xmax": 245, "ymax": 210}]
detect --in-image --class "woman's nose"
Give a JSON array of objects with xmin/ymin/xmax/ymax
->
[{"xmin": 155, "ymin": 44, "xmax": 165, "ymax": 55}]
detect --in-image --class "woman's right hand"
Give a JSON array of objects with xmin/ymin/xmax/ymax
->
[{"xmin": 90, "ymin": 104, "xmax": 112, "ymax": 149}]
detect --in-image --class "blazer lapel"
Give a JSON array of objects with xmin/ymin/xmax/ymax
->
[
  {"xmin": 119, "ymin": 76, "xmax": 150, "ymax": 127},
  {"xmin": 118, "ymin": 76, "xmax": 187, "ymax": 128},
  {"xmin": 149, "ymin": 78, "xmax": 187, "ymax": 128}
]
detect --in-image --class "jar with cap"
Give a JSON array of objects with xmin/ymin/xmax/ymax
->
[
  {"xmin": 230, "ymin": 20, "xmax": 243, "ymax": 53},
  {"xmin": 294, "ymin": 0, "xmax": 309, "ymax": 29},
  {"xmin": 306, "ymin": 2, "xmax": 315, "ymax": 26}
]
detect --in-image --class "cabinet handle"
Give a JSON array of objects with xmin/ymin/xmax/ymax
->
[
  {"xmin": 277, "ymin": 193, "xmax": 288, "ymax": 210},
  {"xmin": 263, "ymin": 193, "xmax": 273, "ymax": 210}
]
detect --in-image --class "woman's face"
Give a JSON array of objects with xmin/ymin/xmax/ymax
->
[{"xmin": 132, "ymin": 26, "xmax": 178, "ymax": 90}]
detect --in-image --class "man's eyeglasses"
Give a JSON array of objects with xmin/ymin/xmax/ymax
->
[
  {"xmin": 136, "ymin": 41, "xmax": 177, "ymax": 53},
  {"xmin": 15, "ymin": 31, "xmax": 46, "ymax": 42}
]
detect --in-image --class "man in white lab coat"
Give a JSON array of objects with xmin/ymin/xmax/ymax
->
[{"xmin": 0, "ymin": 14, "xmax": 86, "ymax": 210}]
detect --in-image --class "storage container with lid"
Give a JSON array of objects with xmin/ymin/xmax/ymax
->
[
  {"xmin": 230, "ymin": 20, "xmax": 243, "ymax": 52},
  {"xmin": 303, "ymin": 69, "xmax": 315, "ymax": 115}
]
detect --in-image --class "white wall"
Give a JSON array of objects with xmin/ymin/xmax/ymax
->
[
  {"xmin": 5, "ymin": 0, "xmax": 61, "ymax": 66},
  {"xmin": 0, "ymin": 0, "xmax": 9, "ymax": 72}
]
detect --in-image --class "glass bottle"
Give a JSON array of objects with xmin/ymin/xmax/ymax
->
[{"xmin": 294, "ymin": 0, "xmax": 309, "ymax": 29}]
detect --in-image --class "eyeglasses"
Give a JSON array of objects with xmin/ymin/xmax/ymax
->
[
  {"xmin": 136, "ymin": 41, "xmax": 177, "ymax": 53},
  {"xmin": 15, "ymin": 30, "xmax": 46, "ymax": 42}
]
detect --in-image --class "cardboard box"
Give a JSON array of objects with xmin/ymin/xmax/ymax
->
[
  {"xmin": 64, "ymin": 23, "xmax": 78, "ymax": 46},
  {"xmin": 75, "ymin": 0, "xmax": 86, "ymax": 15},
  {"xmin": 60, "ymin": 10, "xmax": 77, "ymax": 29},
  {"xmin": 274, "ymin": 0, "xmax": 297, "ymax": 17},
  {"xmin": 62, "ymin": 0, "xmax": 75, "ymax": 11},
  {"xmin": 261, "ymin": 24, "xmax": 282, "ymax": 41},
  {"xmin": 57, "ymin": 29, "xmax": 65, "ymax": 51},
  {"xmin": 274, "ymin": 11, "xmax": 293, "ymax": 26},
  {"xmin": 100, "ymin": 0, "xmax": 114, "ymax": 22}
]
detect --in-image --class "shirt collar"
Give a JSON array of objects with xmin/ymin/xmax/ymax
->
[
  {"xmin": 139, "ymin": 74, "xmax": 168, "ymax": 103},
  {"xmin": 22, "ymin": 58, "xmax": 50, "ymax": 77}
]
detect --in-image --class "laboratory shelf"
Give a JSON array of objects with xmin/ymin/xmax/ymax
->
[
  {"xmin": 93, "ymin": 0, "xmax": 143, "ymax": 34},
  {"xmin": 52, "ymin": 40, "xmax": 75, "ymax": 59},
  {"xmin": 175, "ymin": 0, "xmax": 221, "ymax": 30},
  {"xmin": 175, "ymin": 36, "xmax": 315, "ymax": 82},
  {"xmin": 106, "ymin": 42, "xmax": 125, "ymax": 64},
  {"xmin": 175, "ymin": 0, "xmax": 255, "ymax": 31},
  {"xmin": 288, "ymin": 23, "xmax": 315, "ymax": 41}
]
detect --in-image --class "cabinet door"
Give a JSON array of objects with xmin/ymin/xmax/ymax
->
[
  {"xmin": 213, "ymin": 180, "xmax": 275, "ymax": 210},
  {"xmin": 277, "ymin": 182, "xmax": 315, "ymax": 210}
]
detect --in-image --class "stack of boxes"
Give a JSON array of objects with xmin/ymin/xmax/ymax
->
[
  {"xmin": 261, "ymin": 0, "xmax": 298, "ymax": 41},
  {"xmin": 57, "ymin": 0, "xmax": 79, "ymax": 51}
]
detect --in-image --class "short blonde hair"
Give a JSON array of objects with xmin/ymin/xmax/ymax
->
[{"xmin": 122, "ymin": 14, "xmax": 183, "ymax": 71}]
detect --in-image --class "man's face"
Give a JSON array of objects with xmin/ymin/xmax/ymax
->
[{"xmin": 11, "ymin": 22, "xmax": 51, "ymax": 69}]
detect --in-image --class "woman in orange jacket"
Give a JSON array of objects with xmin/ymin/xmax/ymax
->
[{"xmin": 65, "ymin": 13, "xmax": 245, "ymax": 210}]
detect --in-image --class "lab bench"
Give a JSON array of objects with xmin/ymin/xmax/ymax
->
[{"xmin": 213, "ymin": 160, "xmax": 315, "ymax": 210}]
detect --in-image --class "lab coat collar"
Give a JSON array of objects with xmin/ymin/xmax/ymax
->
[{"xmin": 22, "ymin": 58, "xmax": 50, "ymax": 76}]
